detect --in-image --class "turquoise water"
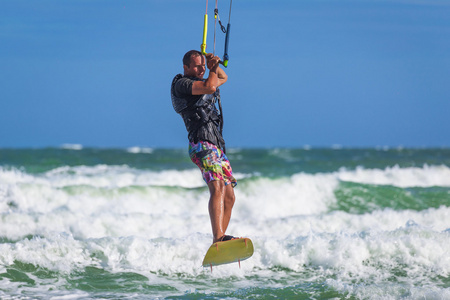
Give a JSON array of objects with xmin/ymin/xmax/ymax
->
[{"xmin": 1, "ymin": 147, "xmax": 449, "ymax": 299}]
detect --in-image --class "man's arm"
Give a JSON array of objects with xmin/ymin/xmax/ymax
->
[
  {"xmin": 192, "ymin": 54, "xmax": 227, "ymax": 95},
  {"xmin": 217, "ymin": 65, "xmax": 228, "ymax": 87}
]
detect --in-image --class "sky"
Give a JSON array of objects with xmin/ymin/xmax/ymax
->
[{"xmin": 1, "ymin": 0, "xmax": 449, "ymax": 149}]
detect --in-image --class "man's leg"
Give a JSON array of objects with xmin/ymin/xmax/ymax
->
[
  {"xmin": 222, "ymin": 183, "xmax": 235, "ymax": 234},
  {"xmin": 208, "ymin": 180, "xmax": 235, "ymax": 243},
  {"xmin": 208, "ymin": 180, "xmax": 225, "ymax": 243}
]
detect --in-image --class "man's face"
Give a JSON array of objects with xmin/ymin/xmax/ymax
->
[{"xmin": 183, "ymin": 54, "xmax": 206, "ymax": 79}]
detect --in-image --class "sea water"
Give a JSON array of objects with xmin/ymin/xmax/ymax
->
[{"xmin": 0, "ymin": 147, "xmax": 449, "ymax": 299}]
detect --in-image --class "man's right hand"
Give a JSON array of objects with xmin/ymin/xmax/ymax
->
[
  {"xmin": 205, "ymin": 53, "xmax": 220, "ymax": 71},
  {"xmin": 191, "ymin": 53, "xmax": 227, "ymax": 95}
]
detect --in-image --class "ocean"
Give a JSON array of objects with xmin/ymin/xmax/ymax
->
[{"xmin": 0, "ymin": 146, "xmax": 449, "ymax": 299}]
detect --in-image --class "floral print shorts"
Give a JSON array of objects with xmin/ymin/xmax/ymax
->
[{"xmin": 189, "ymin": 141, "xmax": 237, "ymax": 187}]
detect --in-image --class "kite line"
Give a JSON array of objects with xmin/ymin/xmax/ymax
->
[{"xmin": 201, "ymin": 0, "xmax": 233, "ymax": 67}]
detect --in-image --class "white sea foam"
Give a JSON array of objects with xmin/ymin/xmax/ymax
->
[
  {"xmin": 60, "ymin": 144, "xmax": 83, "ymax": 150},
  {"xmin": 126, "ymin": 147, "xmax": 154, "ymax": 154},
  {"xmin": 1, "ymin": 163, "xmax": 449, "ymax": 298},
  {"xmin": 1, "ymin": 164, "xmax": 449, "ymax": 238},
  {"xmin": 46, "ymin": 164, "xmax": 233, "ymax": 189},
  {"xmin": 234, "ymin": 172, "xmax": 339, "ymax": 218},
  {"xmin": 2, "ymin": 163, "xmax": 447, "ymax": 191},
  {"xmin": 337, "ymin": 164, "xmax": 450, "ymax": 188},
  {"xmin": 1, "ymin": 207, "xmax": 448, "ymax": 297},
  {"xmin": 0, "ymin": 165, "xmax": 206, "ymax": 189}
]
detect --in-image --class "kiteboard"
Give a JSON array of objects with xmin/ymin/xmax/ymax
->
[{"xmin": 202, "ymin": 238, "xmax": 254, "ymax": 271}]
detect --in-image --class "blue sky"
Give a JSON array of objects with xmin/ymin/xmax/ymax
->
[{"xmin": 1, "ymin": 0, "xmax": 449, "ymax": 148}]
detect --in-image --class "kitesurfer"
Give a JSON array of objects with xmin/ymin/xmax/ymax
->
[{"xmin": 171, "ymin": 50, "xmax": 237, "ymax": 244}]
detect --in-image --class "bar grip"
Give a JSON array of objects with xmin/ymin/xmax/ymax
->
[{"xmin": 201, "ymin": 14, "xmax": 208, "ymax": 55}]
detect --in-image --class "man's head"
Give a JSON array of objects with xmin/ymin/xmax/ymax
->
[{"xmin": 183, "ymin": 50, "xmax": 206, "ymax": 79}]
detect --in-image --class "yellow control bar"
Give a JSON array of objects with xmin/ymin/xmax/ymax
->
[{"xmin": 201, "ymin": 14, "xmax": 208, "ymax": 55}]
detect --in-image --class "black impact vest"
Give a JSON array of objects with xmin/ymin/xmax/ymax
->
[{"xmin": 171, "ymin": 74, "xmax": 225, "ymax": 151}]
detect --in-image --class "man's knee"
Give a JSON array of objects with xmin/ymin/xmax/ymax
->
[
  {"xmin": 224, "ymin": 186, "xmax": 235, "ymax": 208},
  {"xmin": 208, "ymin": 180, "xmax": 226, "ymax": 197}
]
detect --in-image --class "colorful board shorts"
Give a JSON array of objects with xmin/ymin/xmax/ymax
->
[{"xmin": 189, "ymin": 141, "xmax": 237, "ymax": 187}]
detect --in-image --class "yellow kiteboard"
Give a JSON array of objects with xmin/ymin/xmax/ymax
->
[{"xmin": 202, "ymin": 238, "xmax": 254, "ymax": 271}]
